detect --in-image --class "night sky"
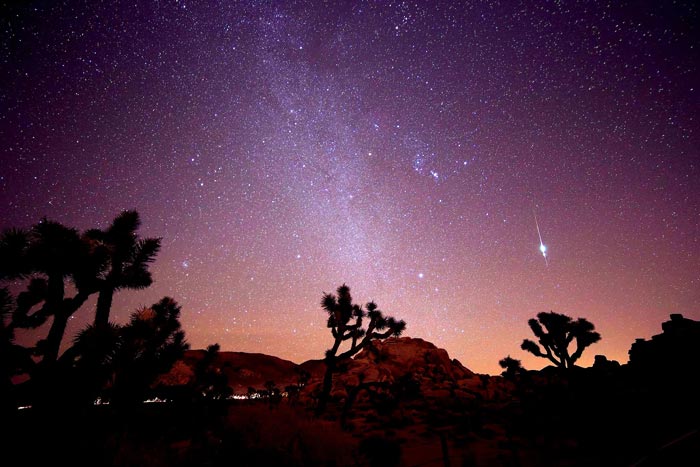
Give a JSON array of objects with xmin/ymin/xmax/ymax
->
[{"xmin": 1, "ymin": 1, "xmax": 698, "ymax": 375}]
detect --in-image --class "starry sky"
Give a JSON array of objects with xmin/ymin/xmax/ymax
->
[{"xmin": 1, "ymin": 1, "xmax": 698, "ymax": 375}]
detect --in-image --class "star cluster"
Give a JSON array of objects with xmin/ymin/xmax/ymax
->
[{"xmin": 1, "ymin": 1, "xmax": 698, "ymax": 374}]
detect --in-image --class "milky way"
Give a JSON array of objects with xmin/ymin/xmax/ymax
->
[{"xmin": 1, "ymin": 1, "xmax": 698, "ymax": 374}]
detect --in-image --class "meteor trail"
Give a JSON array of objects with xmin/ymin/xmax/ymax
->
[{"xmin": 533, "ymin": 206, "xmax": 548, "ymax": 266}]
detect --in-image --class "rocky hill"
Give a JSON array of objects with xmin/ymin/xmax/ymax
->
[
  {"xmin": 159, "ymin": 337, "xmax": 494, "ymax": 398},
  {"xmin": 318, "ymin": 337, "xmax": 480, "ymax": 399},
  {"xmin": 158, "ymin": 349, "xmax": 305, "ymax": 393}
]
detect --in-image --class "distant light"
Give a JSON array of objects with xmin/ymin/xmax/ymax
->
[
  {"xmin": 418, "ymin": 273, "xmax": 424, "ymax": 279},
  {"xmin": 539, "ymin": 244, "xmax": 547, "ymax": 254},
  {"xmin": 144, "ymin": 397, "xmax": 167, "ymax": 404}
]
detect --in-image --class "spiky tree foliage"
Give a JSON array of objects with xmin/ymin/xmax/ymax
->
[
  {"xmin": 0, "ymin": 228, "xmax": 30, "ymax": 280},
  {"xmin": 0, "ymin": 229, "xmax": 35, "ymax": 412},
  {"xmin": 62, "ymin": 298, "xmax": 190, "ymax": 406},
  {"xmin": 62, "ymin": 322, "xmax": 123, "ymax": 404},
  {"xmin": 0, "ymin": 288, "xmax": 15, "ymax": 347},
  {"xmin": 317, "ymin": 284, "xmax": 406, "ymax": 413},
  {"xmin": 0, "ymin": 287, "xmax": 34, "ymax": 414},
  {"xmin": 0, "ymin": 212, "xmax": 163, "ymax": 408},
  {"xmin": 110, "ymin": 297, "xmax": 189, "ymax": 406},
  {"xmin": 498, "ymin": 355, "xmax": 524, "ymax": 380},
  {"xmin": 87, "ymin": 210, "xmax": 161, "ymax": 328},
  {"xmin": 194, "ymin": 343, "xmax": 231, "ymax": 400},
  {"xmin": 0, "ymin": 219, "xmax": 90, "ymax": 408},
  {"xmin": 521, "ymin": 311, "xmax": 601, "ymax": 369},
  {"xmin": 18, "ymin": 220, "xmax": 102, "ymax": 367}
]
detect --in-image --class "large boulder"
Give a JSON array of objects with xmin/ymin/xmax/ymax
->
[
  {"xmin": 318, "ymin": 337, "xmax": 479, "ymax": 405},
  {"xmin": 347, "ymin": 337, "xmax": 474, "ymax": 383}
]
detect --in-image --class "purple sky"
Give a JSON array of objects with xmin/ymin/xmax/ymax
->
[{"xmin": 1, "ymin": 1, "xmax": 698, "ymax": 374}]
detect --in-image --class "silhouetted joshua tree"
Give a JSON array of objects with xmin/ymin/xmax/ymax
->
[
  {"xmin": 0, "ymin": 220, "xmax": 107, "ymax": 406},
  {"xmin": 0, "ymin": 230, "xmax": 34, "ymax": 403},
  {"xmin": 521, "ymin": 311, "xmax": 601, "ymax": 369},
  {"xmin": 317, "ymin": 284, "xmax": 406, "ymax": 414},
  {"xmin": 110, "ymin": 297, "xmax": 189, "ymax": 407},
  {"xmin": 61, "ymin": 321, "xmax": 122, "ymax": 405},
  {"xmin": 0, "ymin": 212, "xmax": 165, "ymax": 408},
  {"xmin": 87, "ymin": 210, "xmax": 161, "ymax": 328},
  {"xmin": 194, "ymin": 343, "xmax": 231, "ymax": 400},
  {"xmin": 63, "ymin": 297, "xmax": 189, "ymax": 406},
  {"xmin": 0, "ymin": 228, "xmax": 31, "ymax": 279},
  {"xmin": 0, "ymin": 287, "xmax": 33, "ymax": 414},
  {"xmin": 17, "ymin": 220, "xmax": 103, "ymax": 367},
  {"xmin": 499, "ymin": 355, "xmax": 524, "ymax": 380}
]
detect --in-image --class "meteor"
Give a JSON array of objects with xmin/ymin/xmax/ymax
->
[{"xmin": 533, "ymin": 206, "xmax": 548, "ymax": 266}]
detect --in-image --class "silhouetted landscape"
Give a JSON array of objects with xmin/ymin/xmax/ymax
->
[
  {"xmin": 2, "ymin": 1, "xmax": 698, "ymax": 466},
  {"xmin": 1, "ymin": 212, "xmax": 699, "ymax": 466}
]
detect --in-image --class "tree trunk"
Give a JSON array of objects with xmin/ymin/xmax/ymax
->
[
  {"xmin": 317, "ymin": 359, "xmax": 335, "ymax": 415},
  {"xmin": 32, "ymin": 307, "xmax": 71, "ymax": 408},
  {"xmin": 40, "ymin": 290, "xmax": 92, "ymax": 367},
  {"xmin": 39, "ymin": 272, "xmax": 67, "ymax": 366},
  {"xmin": 94, "ymin": 286, "xmax": 114, "ymax": 327},
  {"xmin": 42, "ymin": 309, "xmax": 69, "ymax": 365}
]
